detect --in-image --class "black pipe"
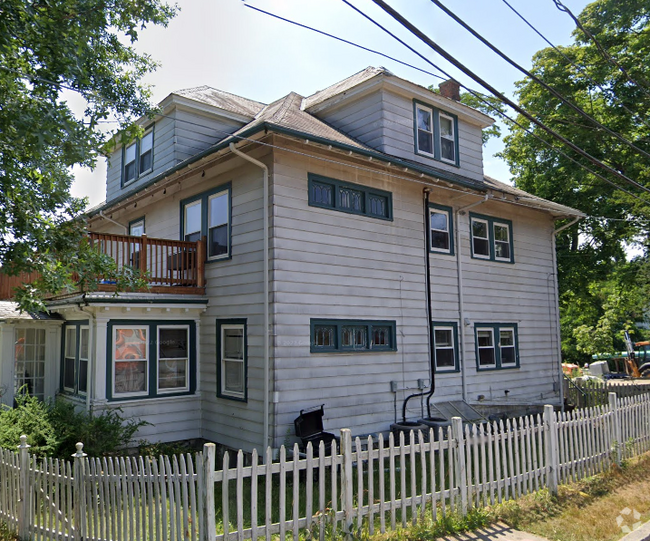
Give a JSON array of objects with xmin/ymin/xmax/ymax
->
[{"xmin": 401, "ymin": 187, "xmax": 436, "ymax": 422}]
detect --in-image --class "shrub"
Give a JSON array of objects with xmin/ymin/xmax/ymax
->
[{"xmin": 0, "ymin": 392, "xmax": 60, "ymax": 456}]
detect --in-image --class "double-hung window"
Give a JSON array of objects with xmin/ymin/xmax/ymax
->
[
  {"xmin": 413, "ymin": 101, "xmax": 459, "ymax": 166},
  {"xmin": 217, "ymin": 319, "xmax": 247, "ymax": 401},
  {"xmin": 122, "ymin": 127, "xmax": 154, "ymax": 185},
  {"xmin": 470, "ymin": 213, "xmax": 514, "ymax": 263},
  {"xmin": 308, "ymin": 174, "xmax": 392, "ymax": 221},
  {"xmin": 310, "ymin": 319, "xmax": 397, "ymax": 353},
  {"xmin": 475, "ymin": 324, "xmax": 519, "ymax": 370},
  {"xmin": 61, "ymin": 322, "xmax": 89, "ymax": 397},
  {"xmin": 429, "ymin": 204, "xmax": 454, "ymax": 255},
  {"xmin": 432, "ymin": 322, "xmax": 459, "ymax": 372},
  {"xmin": 108, "ymin": 320, "xmax": 196, "ymax": 400},
  {"xmin": 181, "ymin": 184, "xmax": 231, "ymax": 260}
]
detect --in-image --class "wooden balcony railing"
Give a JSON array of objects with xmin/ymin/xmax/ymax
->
[{"xmin": 0, "ymin": 233, "xmax": 206, "ymax": 300}]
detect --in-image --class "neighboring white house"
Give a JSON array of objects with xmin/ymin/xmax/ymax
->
[{"xmin": 1, "ymin": 67, "xmax": 583, "ymax": 452}]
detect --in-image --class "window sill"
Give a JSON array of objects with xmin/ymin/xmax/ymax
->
[
  {"xmin": 476, "ymin": 365, "xmax": 520, "ymax": 372},
  {"xmin": 107, "ymin": 391, "xmax": 198, "ymax": 404},
  {"xmin": 310, "ymin": 348, "xmax": 398, "ymax": 354}
]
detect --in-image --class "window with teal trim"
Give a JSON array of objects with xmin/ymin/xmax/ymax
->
[
  {"xmin": 470, "ymin": 213, "xmax": 514, "ymax": 263},
  {"xmin": 310, "ymin": 319, "xmax": 396, "ymax": 353},
  {"xmin": 217, "ymin": 319, "xmax": 247, "ymax": 401},
  {"xmin": 308, "ymin": 174, "xmax": 392, "ymax": 221},
  {"xmin": 413, "ymin": 101, "xmax": 459, "ymax": 166},
  {"xmin": 475, "ymin": 323, "xmax": 519, "ymax": 370},
  {"xmin": 432, "ymin": 322, "xmax": 459, "ymax": 372},
  {"xmin": 429, "ymin": 204, "xmax": 454, "ymax": 255}
]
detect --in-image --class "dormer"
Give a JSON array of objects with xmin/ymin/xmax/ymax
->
[
  {"xmin": 104, "ymin": 87, "xmax": 265, "ymax": 204},
  {"xmin": 304, "ymin": 67, "xmax": 494, "ymax": 183}
]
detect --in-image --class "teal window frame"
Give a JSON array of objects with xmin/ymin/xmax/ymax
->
[
  {"xmin": 216, "ymin": 318, "xmax": 248, "ymax": 402},
  {"xmin": 413, "ymin": 100, "xmax": 460, "ymax": 167},
  {"xmin": 60, "ymin": 320, "xmax": 90, "ymax": 397},
  {"xmin": 121, "ymin": 125, "xmax": 154, "ymax": 187},
  {"xmin": 474, "ymin": 323, "xmax": 519, "ymax": 371},
  {"xmin": 106, "ymin": 319, "xmax": 197, "ymax": 401},
  {"xmin": 310, "ymin": 319, "xmax": 397, "ymax": 353},
  {"xmin": 469, "ymin": 213, "xmax": 514, "ymax": 263},
  {"xmin": 308, "ymin": 174, "xmax": 393, "ymax": 221},
  {"xmin": 432, "ymin": 322, "xmax": 460, "ymax": 373},
  {"xmin": 180, "ymin": 183, "xmax": 232, "ymax": 261},
  {"xmin": 428, "ymin": 203, "xmax": 454, "ymax": 255}
]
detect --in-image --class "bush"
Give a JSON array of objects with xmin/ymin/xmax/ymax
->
[{"xmin": 0, "ymin": 392, "xmax": 147, "ymax": 458}]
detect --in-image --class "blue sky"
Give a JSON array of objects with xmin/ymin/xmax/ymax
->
[{"xmin": 71, "ymin": 0, "xmax": 591, "ymax": 207}]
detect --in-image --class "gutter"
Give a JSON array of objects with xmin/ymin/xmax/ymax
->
[
  {"xmin": 98, "ymin": 211, "xmax": 127, "ymax": 234},
  {"xmin": 455, "ymin": 195, "xmax": 490, "ymax": 403},
  {"xmin": 551, "ymin": 216, "xmax": 582, "ymax": 411},
  {"xmin": 228, "ymin": 142, "xmax": 271, "ymax": 451}
]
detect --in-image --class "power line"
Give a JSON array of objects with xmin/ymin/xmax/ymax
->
[
  {"xmin": 430, "ymin": 0, "xmax": 650, "ymax": 163},
  {"xmin": 358, "ymin": 0, "xmax": 650, "ymax": 197},
  {"xmin": 244, "ymin": 1, "xmax": 650, "ymax": 205},
  {"xmin": 552, "ymin": 0, "xmax": 650, "ymax": 99},
  {"xmin": 499, "ymin": 0, "xmax": 650, "ymax": 131}
]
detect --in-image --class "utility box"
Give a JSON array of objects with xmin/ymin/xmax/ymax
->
[{"xmin": 588, "ymin": 360, "xmax": 610, "ymax": 377}]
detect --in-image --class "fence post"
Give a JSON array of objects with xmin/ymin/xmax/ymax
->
[
  {"xmin": 543, "ymin": 405, "xmax": 559, "ymax": 496},
  {"xmin": 451, "ymin": 417, "xmax": 468, "ymax": 516},
  {"xmin": 202, "ymin": 443, "xmax": 216, "ymax": 541},
  {"xmin": 340, "ymin": 428, "xmax": 354, "ymax": 537},
  {"xmin": 17, "ymin": 435, "xmax": 30, "ymax": 541},
  {"xmin": 72, "ymin": 442, "xmax": 87, "ymax": 541},
  {"xmin": 609, "ymin": 392, "xmax": 622, "ymax": 465}
]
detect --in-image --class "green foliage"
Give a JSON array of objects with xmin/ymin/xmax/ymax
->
[
  {"xmin": 499, "ymin": 0, "xmax": 650, "ymax": 363},
  {"xmin": 0, "ymin": 0, "xmax": 177, "ymax": 311},
  {"xmin": 378, "ymin": 507, "xmax": 491, "ymax": 541},
  {"xmin": 0, "ymin": 394, "xmax": 146, "ymax": 458}
]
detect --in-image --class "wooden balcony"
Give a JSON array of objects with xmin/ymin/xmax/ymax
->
[{"xmin": 0, "ymin": 233, "xmax": 206, "ymax": 300}]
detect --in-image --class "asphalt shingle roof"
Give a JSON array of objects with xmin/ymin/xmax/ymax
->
[
  {"xmin": 173, "ymin": 86, "xmax": 266, "ymax": 118},
  {"xmin": 0, "ymin": 301, "xmax": 62, "ymax": 322}
]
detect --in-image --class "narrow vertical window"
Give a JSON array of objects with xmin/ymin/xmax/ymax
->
[
  {"xmin": 416, "ymin": 105, "xmax": 434, "ymax": 155},
  {"xmin": 433, "ymin": 325, "xmax": 457, "ymax": 372},
  {"xmin": 429, "ymin": 205, "xmax": 453, "ymax": 254},
  {"xmin": 15, "ymin": 328, "xmax": 46, "ymax": 400},
  {"xmin": 471, "ymin": 218, "xmax": 490, "ymax": 258},
  {"xmin": 184, "ymin": 200, "xmax": 202, "ymax": 242},
  {"xmin": 124, "ymin": 142, "xmax": 137, "ymax": 183},
  {"xmin": 139, "ymin": 130, "xmax": 153, "ymax": 173},
  {"xmin": 494, "ymin": 223, "xmax": 511, "ymax": 261},
  {"xmin": 129, "ymin": 218, "xmax": 145, "ymax": 269},
  {"xmin": 78, "ymin": 327, "xmax": 89, "ymax": 394},
  {"xmin": 158, "ymin": 326, "xmax": 189, "ymax": 392},
  {"xmin": 208, "ymin": 191, "xmax": 229, "ymax": 259},
  {"xmin": 439, "ymin": 113, "xmax": 456, "ymax": 163},
  {"xmin": 219, "ymin": 322, "xmax": 246, "ymax": 400},
  {"xmin": 63, "ymin": 327, "xmax": 77, "ymax": 392},
  {"xmin": 499, "ymin": 329, "xmax": 516, "ymax": 365},
  {"xmin": 477, "ymin": 329, "xmax": 496, "ymax": 368},
  {"xmin": 113, "ymin": 327, "xmax": 148, "ymax": 396}
]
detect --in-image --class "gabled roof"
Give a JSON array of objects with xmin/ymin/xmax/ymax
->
[
  {"xmin": 172, "ymin": 86, "xmax": 266, "ymax": 118},
  {"xmin": 304, "ymin": 66, "xmax": 387, "ymax": 110}
]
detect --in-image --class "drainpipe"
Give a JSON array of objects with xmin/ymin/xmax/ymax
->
[
  {"xmin": 455, "ymin": 194, "xmax": 490, "ymax": 403},
  {"xmin": 229, "ymin": 143, "xmax": 271, "ymax": 450},
  {"xmin": 551, "ymin": 216, "xmax": 581, "ymax": 411},
  {"xmin": 98, "ymin": 211, "xmax": 128, "ymax": 234}
]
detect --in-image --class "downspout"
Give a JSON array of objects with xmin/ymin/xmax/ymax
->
[
  {"xmin": 455, "ymin": 194, "xmax": 490, "ymax": 403},
  {"xmin": 229, "ymin": 143, "xmax": 271, "ymax": 450},
  {"xmin": 552, "ymin": 216, "xmax": 581, "ymax": 411},
  {"xmin": 98, "ymin": 211, "xmax": 128, "ymax": 234},
  {"xmin": 401, "ymin": 188, "xmax": 435, "ymax": 422}
]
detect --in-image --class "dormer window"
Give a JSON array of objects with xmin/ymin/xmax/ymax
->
[
  {"xmin": 122, "ymin": 127, "xmax": 154, "ymax": 186},
  {"xmin": 413, "ymin": 100, "xmax": 459, "ymax": 166}
]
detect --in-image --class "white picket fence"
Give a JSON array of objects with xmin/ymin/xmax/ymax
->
[{"xmin": 1, "ymin": 393, "xmax": 650, "ymax": 541}]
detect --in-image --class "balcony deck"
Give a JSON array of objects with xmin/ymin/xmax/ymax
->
[{"xmin": 0, "ymin": 233, "xmax": 206, "ymax": 301}]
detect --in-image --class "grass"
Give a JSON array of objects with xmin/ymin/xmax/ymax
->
[
  {"xmin": 0, "ymin": 523, "xmax": 18, "ymax": 541},
  {"xmin": 489, "ymin": 452, "xmax": 650, "ymax": 541}
]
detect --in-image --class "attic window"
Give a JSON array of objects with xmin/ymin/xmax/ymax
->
[
  {"xmin": 122, "ymin": 127, "xmax": 154, "ymax": 186},
  {"xmin": 413, "ymin": 100, "xmax": 459, "ymax": 166}
]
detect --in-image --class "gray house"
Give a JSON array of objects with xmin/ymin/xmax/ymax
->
[{"xmin": 0, "ymin": 67, "xmax": 582, "ymax": 452}]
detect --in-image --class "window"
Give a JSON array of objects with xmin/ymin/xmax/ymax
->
[
  {"xmin": 15, "ymin": 328, "xmax": 46, "ymax": 400},
  {"xmin": 429, "ymin": 204, "xmax": 454, "ymax": 255},
  {"xmin": 217, "ymin": 319, "xmax": 247, "ymax": 401},
  {"xmin": 310, "ymin": 319, "xmax": 397, "ymax": 353},
  {"xmin": 432, "ymin": 322, "xmax": 459, "ymax": 372},
  {"xmin": 122, "ymin": 127, "xmax": 154, "ymax": 185},
  {"xmin": 129, "ymin": 217, "xmax": 145, "ymax": 268},
  {"xmin": 308, "ymin": 174, "xmax": 393, "ymax": 221},
  {"xmin": 475, "ymin": 324, "xmax": 519, "ymax": 370},
  {"xmin": 180, "ymin": 184, "xmax": 231, "ymax": 260},
  {"xmin": 107, "ymin": 320, "xmax": 196, "ymax": 400},
  {"xmin": 469, "ymin": 213, "xmax": 514, "ymax": 263},
  {"xmin": 413, "ymin": 101, "xmax": 459, "ymax": 166},
  {"xmin": 61, "ymin": 322, "xmax": 89, "ymax": 397}
]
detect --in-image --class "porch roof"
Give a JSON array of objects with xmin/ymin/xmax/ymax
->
[{"xmin": 0, "ymin": 301, "xmax": 62, "ymax": 322}]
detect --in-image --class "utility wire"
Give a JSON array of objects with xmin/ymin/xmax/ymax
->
[
  {"xmin": 430, "ymin": 0, "xmax": 650, "ymax": 163},
  {"xmin": 244, "ymin": 1, "xmax": 650, "ymax": 205},
  {"xmin": 552, "ymin": 0, "xmax": 650, "ymax": 99},
  {"xmin": 500, "ymin": 0, "xmax": 650, "ymax": 131},
  {"xmin": 357, "ymin": 0, "xmax": 650, "ymax": 196}
]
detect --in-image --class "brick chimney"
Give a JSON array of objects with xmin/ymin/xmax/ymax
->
[{"xmin": 438, "ymin": 79, "xmax": 461, "ymax": 101}]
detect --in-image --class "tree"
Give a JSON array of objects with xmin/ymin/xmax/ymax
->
[
  {"xmin": 499, "ymin": 0, "xmax": 650, "ymax": 362},
  {"xmin": 0, "ymin": 0, "xmax": 177, "ymax": 311}
]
